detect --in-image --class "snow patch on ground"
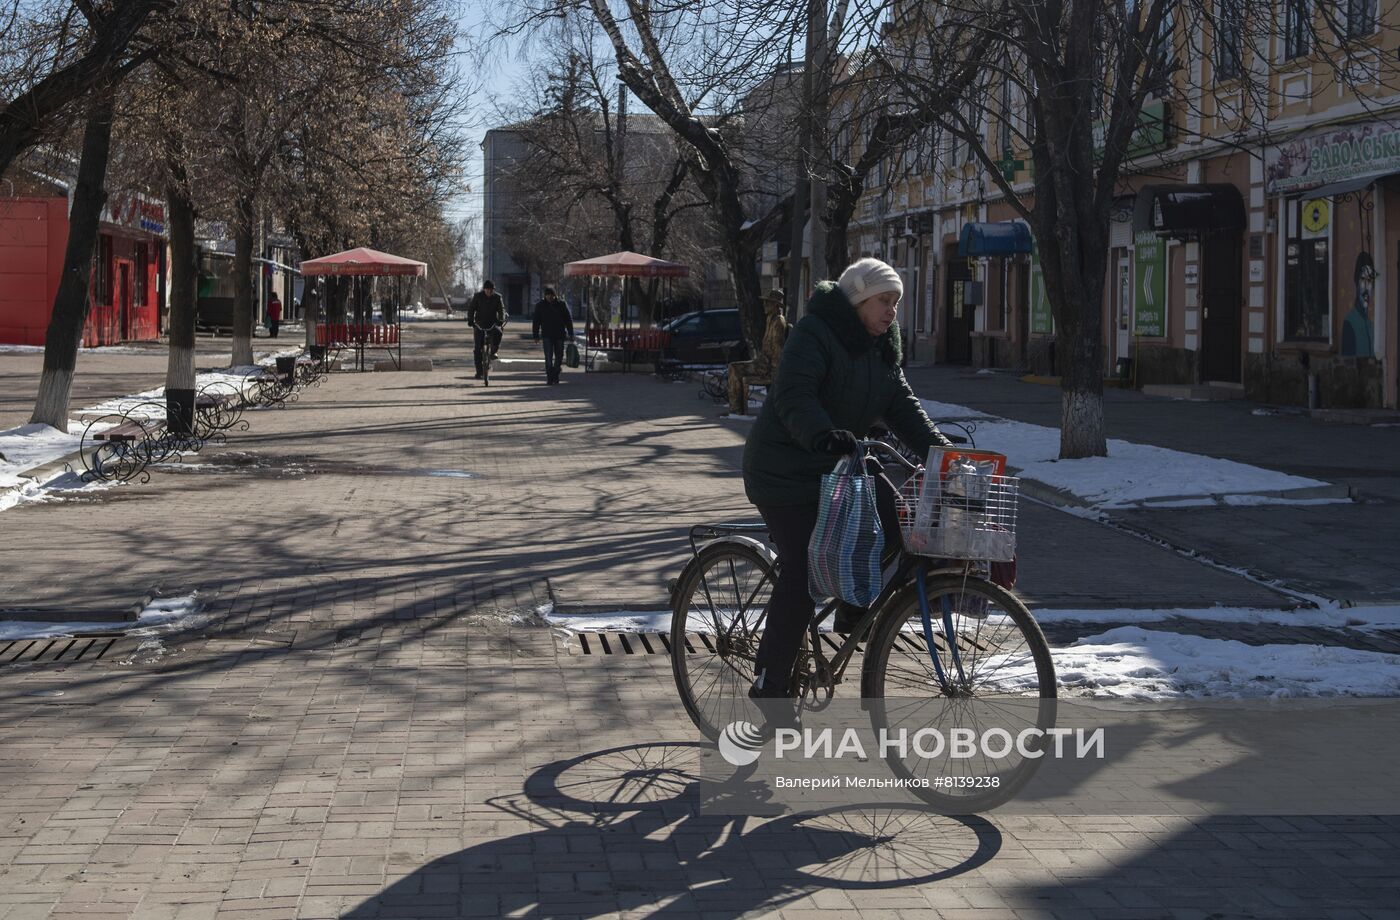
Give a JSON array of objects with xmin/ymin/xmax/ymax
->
[
  {"xmin": 0, "ymin": 470, "xmax": 116, "ymax": 512},
  {"xmin": 541, "ymin": 604, "xmax": 1400, "ymax": 699},
  {"xmin": 918, "ymin": 398, "xmax": 1334, "ymax": 508},
  {"xmin": 1058, "ymin": 626, "xmax": 1400, "ymax": 699},
  {"xmin": 1033, "ymin": 603, "xmax": 1400, "ymax": 630},
  {"xmin": 0, "ymin": 422, "xmax": 110, "ymax": 490},
  {"xmin": 1, "ymin": 357, "xmax": 299, "ymax": 507}
]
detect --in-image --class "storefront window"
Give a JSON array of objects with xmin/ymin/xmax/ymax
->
[{"xmin": 1283, "ymin": 197, "xmax": 1330, "ymax": 341}]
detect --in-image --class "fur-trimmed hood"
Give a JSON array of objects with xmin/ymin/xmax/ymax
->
[{"xmin": 805, "ymin": 281, "xmax": 903, "ymax": 366}]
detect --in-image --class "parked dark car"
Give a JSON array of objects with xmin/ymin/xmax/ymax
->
[{"xmin": 663, "ymin": 309, "xmax": 748, "ymax": 365}]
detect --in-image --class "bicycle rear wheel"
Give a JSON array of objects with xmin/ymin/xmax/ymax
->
[
  {"xmin": 670, "ymin": 540, "xmax": 775, "ymax": 741},
  {"xmin": 861, "ymin": 571, "xmax": 1056, "ymax": 813}
]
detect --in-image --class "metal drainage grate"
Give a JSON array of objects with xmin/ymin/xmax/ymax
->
[
  {"xmin": 570, "ymin": 630, "xmax": 985, "ymax": 657},
  {"xmin": 0, "ymin": 634, "xmax": 126, "ymax": 666}
]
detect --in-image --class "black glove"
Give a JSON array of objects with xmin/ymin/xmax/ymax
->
[{"xmin": 814, "ymin": 429, "xmax": 858, "ymax": 455}]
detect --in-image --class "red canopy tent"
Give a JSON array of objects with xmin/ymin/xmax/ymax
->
[
  {"xmin": 299, "ymin": 247, "xmax": 427, "ymax": 370},
  {"xmin": 299, "ymin": 247, "xmax": 427, "ymax": 278},
  {"xmin": 563, "ymin": 251, "xmax": 690, "ymax": 373},
  {"xmin": 563, "ymin": 250, "xmax": 689, "ymax": 279}
]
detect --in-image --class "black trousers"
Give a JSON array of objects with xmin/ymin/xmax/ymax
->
[
  {"xmin": 474, "ymin": 326, "xmax": 501, "ymax": 373},
  {"xmin": 753, "ymin": 470, "xmax": 903, "ymax": 693}
]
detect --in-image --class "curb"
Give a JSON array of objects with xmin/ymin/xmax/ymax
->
[{"xmin": 0, "ymin": 591, "xmax": 148, "ymax": 625}]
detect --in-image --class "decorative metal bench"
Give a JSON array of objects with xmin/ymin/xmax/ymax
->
[
  {"xmin": 192, "ymin": 381, "xmax": 249, "ymax": 444},
  {"xmin": 79, "ymin": 401, "xmax": 199, "ymax": 484},
  {"xmin": 244, "ymin": 357, "xmax": 300, "ymax": 409}
]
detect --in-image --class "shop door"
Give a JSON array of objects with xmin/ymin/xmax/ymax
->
[
  {"xmin": 1114, "ymin": 254, "xmax": 1132, "ymax": 367},
  {"xmin": 944, "ymin": 256, "xmax": 973, "ymax": 364},
  {"xmin": 116, "ymin": 261, "xmax": 134, "ymax": 341},
  {"xmin": 1200, "ymin": 232, "xmax": 1242, "ymax": 382}
]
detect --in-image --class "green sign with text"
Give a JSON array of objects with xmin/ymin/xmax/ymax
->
[{"xmin": 1132, "ymin": 231, "xmax": 1166, "ymax": 337}]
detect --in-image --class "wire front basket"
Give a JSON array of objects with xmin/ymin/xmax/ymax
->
[{"xmin": 895, "ymin": 465, "xmax": 1019, "ymax": 562}]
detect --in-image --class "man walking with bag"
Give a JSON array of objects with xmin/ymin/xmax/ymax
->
[
  {"xmin": 467, "ymin": 280, "xmax": 506, "ymax": 379},
  {"xmin": 532, "ymin": 287, "xmax": 574, "ymax": 385}
]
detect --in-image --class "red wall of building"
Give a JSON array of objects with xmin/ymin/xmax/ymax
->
[{"xmin": 0, "ymin": 196, "xmax": 161, "ymax": 347}]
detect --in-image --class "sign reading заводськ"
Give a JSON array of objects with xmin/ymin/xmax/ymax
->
[{"xmin": 1265, "ymin": 121, "xmax": 1400, "ymax": 194}]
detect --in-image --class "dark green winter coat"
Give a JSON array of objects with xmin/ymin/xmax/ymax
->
[{"xmin": 742, "ymin": 281, "xmax": 951, "ymax": 507}]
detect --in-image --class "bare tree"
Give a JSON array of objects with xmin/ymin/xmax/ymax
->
[
  {"xmin": 502, "ymin": 23, "xmax": 717, "ymax": 321},
  {"xmin": 0, "ymin": 0, "xmax": 169, "ymax": 179}
]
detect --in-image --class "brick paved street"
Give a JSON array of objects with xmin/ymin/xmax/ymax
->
[{"xmin": 1, "ymin": 322, "xmax": 1398, "ymax": 918}]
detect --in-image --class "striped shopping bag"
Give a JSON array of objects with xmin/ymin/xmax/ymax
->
[{"xmin": 807, "ymin": 456, "xmax": 885, "ymax": 607}]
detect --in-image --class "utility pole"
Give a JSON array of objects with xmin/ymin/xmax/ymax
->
[
  {"xmin": 785, "ymin": 58, "xmax": 808, "ymax": 319},
  {"xmin": 807, "ymin": 0, "xmax": 830, "ymax": 290}
]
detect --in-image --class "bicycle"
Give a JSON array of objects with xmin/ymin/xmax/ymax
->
[
  {"xmin": 669, "ymin": 435, "xmax": 1056, "ymax": 813},
  {"xmin": 476, "ymin": 323, "xmax": 503, "ymax": 386}
]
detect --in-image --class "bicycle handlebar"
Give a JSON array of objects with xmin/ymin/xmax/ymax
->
[{"xmin": 855, "ymin": 438, "xmax": 921, "ymax": 474}]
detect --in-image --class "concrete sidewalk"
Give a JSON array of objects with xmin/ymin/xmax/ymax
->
[{"xmin": 1, "ymin": 322, "xmax": 1398, "ymax": 917}]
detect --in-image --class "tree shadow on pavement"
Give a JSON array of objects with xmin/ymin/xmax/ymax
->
[{"xmin": 344, "ymin": 742, "xmax": 1002, "ymax": 919}]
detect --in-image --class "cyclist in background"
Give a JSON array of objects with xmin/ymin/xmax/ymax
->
[
  {"xmin": 467, "ymin": 280, "xmax": 507, "ymax": 379},
  {"xmin": 741, "ymin": 258, "xmax": 953, "ymax": 701}
]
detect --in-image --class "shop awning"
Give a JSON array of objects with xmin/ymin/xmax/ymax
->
[
  {"xmin": 255, "ymin": 256, "xmax": 301, "ymax": 275},
  {"xmin": 1133, "ymin": 184, "xmax": 1245, "ymax": 238},
  {"xmin": 957, "ymin": 221, "xmax": 1033, "ymax": 257},
  {"xmin": 1307, "ymin": 171, "xmax": 1398, "ymax": 198}
]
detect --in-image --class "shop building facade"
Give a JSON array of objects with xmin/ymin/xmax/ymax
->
[
  {"xmin": 0, "ymin": 186, "xmax": 166, "ymax": 347},
  {"xmin": 836, "ymin": 16, "xmax": 1400, "ymax": 410}
]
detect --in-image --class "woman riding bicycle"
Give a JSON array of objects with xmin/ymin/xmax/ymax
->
[{"xmin": 742, "ymin": 258, "xmax": 953, "ymax": 702}]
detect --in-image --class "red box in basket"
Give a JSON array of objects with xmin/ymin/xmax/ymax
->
[{"xmin": 925, "ymin": 447, "xmax": 1007, "ymax": 478}]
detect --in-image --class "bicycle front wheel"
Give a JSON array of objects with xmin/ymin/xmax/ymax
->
[
  {"xmin": 861, "ymin": 571, "xmax": 1056, "ymax": 813},
  {"xmin": 670, "ymin": 540, "xmax": 775, "ymax": 741}
]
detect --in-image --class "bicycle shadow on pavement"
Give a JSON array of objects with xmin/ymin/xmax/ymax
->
[{"xmin": 344, "ymin": 741, "xmax": 1002, "ymax": 918}]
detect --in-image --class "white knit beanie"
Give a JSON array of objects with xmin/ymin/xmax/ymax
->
[{"xmin": 838, "ymin": 257, "xmax": 903, "ymax": 307}]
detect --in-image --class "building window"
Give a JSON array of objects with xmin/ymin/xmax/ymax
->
[
  {"xmin": 1283, "ymin": 197, "xmax": 1330, "ymax": 341},
  {"xmin": 1215, "ymin": 0, "xmax": 1244, "ymax": 79},
  {"xmin": 1285, "ymin": 0, "xmax": 1311, "ymax": 59},
  {"xmin": 1343, "ymin": 0, "xmax": 1376, "ymax": 38}
]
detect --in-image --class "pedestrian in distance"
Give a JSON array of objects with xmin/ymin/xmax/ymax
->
[
  {"xmin": 532, "ymin": 287, "xmax": 574, "ymax": 385},
  {"xmin": 741, "ymin": 257, "xmax": 954, "ymax": 702},
  {"xmin": 467, "ymin": 280, "xmax": 507, "ymax": 379},
  {"xmin": 727, "ymin": 288, "xmax": 789, "ymax": 415},
  {"xmin": 267, "ymin": 292, "xmax": 283, "ymax": 339}
]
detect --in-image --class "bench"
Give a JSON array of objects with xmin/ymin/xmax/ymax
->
[
  {"xmin": 244, "ymin": 359, "xmax": 300, "ymax": 408},
  {"xmin": 80, "ymin": 405, "xmax": 176, "ymax": 483},
  {"xmin": 192, "ymin": 385, "xmax": 248, "ymax": 443},
  {"xmin": 585, "ymin": 328, "xmax": 672, "ymax": 373}
]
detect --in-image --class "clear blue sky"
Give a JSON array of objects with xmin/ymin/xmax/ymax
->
[{"xmin": 450, "ymin": 6, "xmax": 530, "ymax": 228}]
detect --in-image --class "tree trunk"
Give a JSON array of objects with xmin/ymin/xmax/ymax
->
[
  {"xmin": 786, "ymin": 170, "xmax": 808, "ymax": 316},
  {"xmin": 303, "ymin": 284, "xmax": 320, "ymax": 349},
  {"xmin": 231, "ymin": 191, "xmax": 256, "ymax": 366},
  {"xmin": 28, "ymin": 91, "xmax": 116, "ymax": 432},
  {"xmin": 825, "ymin": 167, "xmax": 860, "ymax": 274},
  {"xmin": 164, "ymin": 169, "xmax": 198, "ymax": 433}
]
